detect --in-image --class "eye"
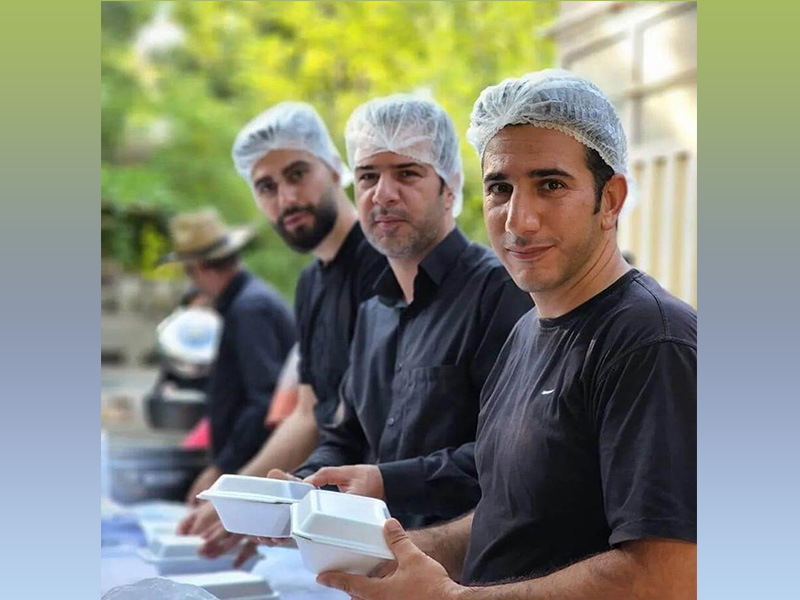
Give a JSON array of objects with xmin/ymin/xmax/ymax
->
[
  {"xmin": 357, "ymin": 172, "xmax": 378, "ymax": 185},
  {"xmin": 287, "ymin": 167, "xmax": 307, "ymax": 183},
  {"xmin": 486, "ymin": 182, "xmax": 513, "ymax": 198},
  {"xmin": 398, "ymin": 169, "xmax": 421, "ymax": 180},
  {"xmin": 256, "ymin": 180, "xmax": 277, "ymax": 196},
  {"xmin": 541, "ymin": 179, "xmax": 566, "ymax": 192}
]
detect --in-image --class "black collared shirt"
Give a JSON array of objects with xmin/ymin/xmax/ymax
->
[
  {"xmin": 294, "ymin": 223, "xmax": 386, "ymax": 425},
  {"xmin": 295, "ymin": 229, "xmax": 533, "ymax": 527},
  {"xmin": 463, "ymin": 270, "xmax": 697, "ymax": 585},
  {"xmin": 208, "ymin": 270, "xmax": 296, "ymax": 472}
]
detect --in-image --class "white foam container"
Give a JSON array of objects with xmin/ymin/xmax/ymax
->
[
  {"xmin": 169, "ymin": 570, "xmax": 279, "ymax": 600},
  {"xmin": 137, "ymin": 534, "xmax": 258, "ymax": 575},
  {"xmin": 139, "ymin": 520, "xmax": 181, "ymax": 546},
  {"xmin": 198, "ymin": 475, "xmax": 315, "ymax": 538},
  {"xmin": 290, "ymin": 490, "xmax": 394, "ymax": 575}
]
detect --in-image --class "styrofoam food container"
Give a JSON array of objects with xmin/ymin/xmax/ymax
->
[
  {"xmin": 290, "ymin": 489, "xmax": 394, "ymax": 575},
  {"xmin": 168, "ymin": 570, "xmax": 279, "ymax": 600},
  {"xmin": 137, "ymin": 535, "xmax": 258, "ymax": 575},
  {"xmin": 139, "ymin": 520, "xmax": 181, "ymax": 545},
  {"xmin": 197, "ymin": 475, "xmax": 315, "ymax": 538}
]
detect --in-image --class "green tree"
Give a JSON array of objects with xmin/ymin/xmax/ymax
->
[{"xmin": 101, "ymin": 0, "xmax": 556, "ymax": 300}]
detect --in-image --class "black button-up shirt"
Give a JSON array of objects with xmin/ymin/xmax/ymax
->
[
  {"xmin": 208, "ymin": 270, "xmax": 296, "ymax": 472},
  {"xmin": 294, "ymin": 223, "xmax": 386, "ymax": 425},
  {"xmin": 295, "ymin": 229, "xmax": 533, "ymax": 526}
]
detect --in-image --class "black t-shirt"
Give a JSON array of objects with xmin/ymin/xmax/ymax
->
[
  {"xmin": 294, "ymin": 223, "xmax": 386, "ymax": 425},
  {"xmin": 462, "ymin": 269, "xmax": 697, "ymax": 585}
]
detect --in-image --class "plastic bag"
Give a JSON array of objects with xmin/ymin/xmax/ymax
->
[{"xmin": 102, "ymin": 578, "xmax": 217, "ymax": 600}]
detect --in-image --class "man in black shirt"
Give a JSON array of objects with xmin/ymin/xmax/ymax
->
[
  {"xmin": 282, "ymin": 95, "xmax": 532, "ymax": 527},
  {"xmin": 159, "ymin": 209, "xmax": 296, "ymax": 503},
  {"xmin": 318, "ymin": 71, "xmax": 696, "ymax": 600},
  {"xmin": 180, "ymin": 103, "xmax": 385, "ymax": 558}
]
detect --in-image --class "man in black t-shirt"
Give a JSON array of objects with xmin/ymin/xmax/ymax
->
[{"xmin": 318, "ymin": 70, "xmax": 696, "ymax": 600}]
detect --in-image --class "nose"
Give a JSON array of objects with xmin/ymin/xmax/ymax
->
[
  {"xmin": 278, "ymin": 184, "xmax": 300, "ymax": 212},
  {"xmin": 505, "ymin": 190, "xmax": 540, "ymax": 237},
  {"xmin": 372, "ymin": 173, "xmax": 400, "ymax": 208}
]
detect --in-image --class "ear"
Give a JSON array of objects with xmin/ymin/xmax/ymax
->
[
  {"xmin": 442, "ymin": 184, "xmax": 455, "ymax": 214},
  {"xmin": 600, "ymin": 174, "xmax": 628, "ymax": 231}
]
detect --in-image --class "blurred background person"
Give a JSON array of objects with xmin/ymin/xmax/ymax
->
[{"xmin": 159, "ymin": 209, "xmax": 296, "ymax": 504}]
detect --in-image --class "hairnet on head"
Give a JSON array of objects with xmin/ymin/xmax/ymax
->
[
  {"xmin": 467, "ymin": 69, "xmax": 628, "ymax": 174},
  {"xmin": 344, "ymin": 94, "xmax": 464, "ymax": 217},
  {"xmin": 232, "ymin": 101, "xmax": 350, "ymax": 187}
]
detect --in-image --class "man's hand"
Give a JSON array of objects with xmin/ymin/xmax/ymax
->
[
  {"xmin": 266, "ymin": 468, "xmax": 303, "ymax": 482},
  {"xmin": 198, "ymin": 521, "xmax": 245, "ymax": 559},
  {"xmin": 176, "ymin": 501, "xmax": 220, "ymax": 536},
  {"xmin": 316, "ymin": 519, "xmax": 462, "ymax": 600},
  {"xmin": 304, "ymin": 465, "xmax": 385, "ymax": 500},
  {"xmin": 186, "ymin": 465, "xmax": 222, "ymax": 506}
]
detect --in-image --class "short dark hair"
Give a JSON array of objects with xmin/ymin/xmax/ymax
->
[
  {"xmin": 201, "ymin": 252, "xmax": 240, "ymax": 272},
  {"xmin": 584, "ymin": 147, "xmax": 614, "ymax": 213}
]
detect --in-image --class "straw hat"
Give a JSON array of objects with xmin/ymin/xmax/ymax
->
[{"xmin": 158, "ymin": 208, "xmax": 255, "ymax": 265}]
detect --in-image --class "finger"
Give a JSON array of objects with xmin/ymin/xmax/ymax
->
[
  {"xmin": 305, "ymin": 467, "xmax": 349, "ymax": 489},
  {"xmin": 316, "ymin": 572, "xmax": 375, "ymax": 598},
  {"xmin": 176, "ymin": 511, "xmax": 196, "ymax": 535},
  {"xmin": 199, "ymin": 526, "xmax": 232, "ymax": 558},
  {"xmin": 383, "ymin": 518, "xmax": 417, "ymax": 562},
  {"xmin": 193, "ymin": 506, "xmax": 220, "ymax": 535},
  {"xmin": 233, "ymin": 541, "xmax": 258, "ymax": 569},
  {"xmin": 215, "ymin": 532, "xmax": 244, "ymax": 556},
  {"xmin": 266, "ymin": 469, "xmax": 288, "ymax": 480}
]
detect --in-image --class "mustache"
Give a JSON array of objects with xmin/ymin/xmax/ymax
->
[
  {"xmin": 502, "ymin": 233, "xmax": 557, "ymax": 251},
  {"xmin": 279, "ymin": 205, "xmax": 315, "ymax": 223},
  {"xmin": 369, "ymin": 208, "xmax": 411, "ymax": 222}
]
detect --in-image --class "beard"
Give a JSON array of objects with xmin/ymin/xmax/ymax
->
[
  {"xmin": 274, "ymin": 186, "xmax": 338, "ymax": 252},
  {"xmin": 364, "ymin": 194, "xmax": 446, "ymax": 259}
]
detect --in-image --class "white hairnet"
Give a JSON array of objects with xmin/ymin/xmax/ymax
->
[
  {"xmin": 232, "ymin": 101, "xmax": 350, "ymax": 187},
  {"xmin": 467, "ymin": 69, "xmax": 628, "ymax": 174},
  {"xmin": 344, "ymin": 94, "xmax": 464, "ymax": 217}
]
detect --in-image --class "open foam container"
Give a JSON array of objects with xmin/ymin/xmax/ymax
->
[
  {"xmin": 137, "ymin": 534, "xmax": 258, "ymax": 575},
  {"xmin": 168, "ymin": 570, "xmax": 279, "ymax": 600},
  {"xmin": 290, "ymin": 489, "xmax": 394, "ymax": 575},
  {"xmin": 198, "ymin": 475, "xmax": 315, "ymax": 538}
]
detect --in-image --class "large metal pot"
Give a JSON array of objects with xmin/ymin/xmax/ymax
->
[
  {"xmin": 145, "ymin": 387, "xmax": 207, "ymax": 431},
  {"xmin": 108, "ymin": 439, "xmax": 209, "ymax": 504}
]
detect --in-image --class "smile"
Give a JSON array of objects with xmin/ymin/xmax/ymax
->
[{"xmin": 506, "ymin": 245, "xmax": 554, "ymax": 261}]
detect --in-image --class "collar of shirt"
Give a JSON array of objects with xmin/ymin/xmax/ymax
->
[
  {"xmin": 214, "ymin": 269, "xmax": 250, "ymax": 315},
  {"xmin": 373, "ymin": 227, "xmax": 468, "ymax": 310},
  {"xmin": 318, "ymin": 222, "xmax": 365, "ymax": 274}
]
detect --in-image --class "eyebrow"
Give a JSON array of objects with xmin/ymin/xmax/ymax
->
[
  {"xmin": 253, "ymin": 160, "xmax": 312, "ymax": 188},
  {"xmin": 355, "ymin": 162, "xmax": 426, "ymax": 172},
  {"xmin": 483, "ymin": 168, "xmax": 575, "ymax": 183}
]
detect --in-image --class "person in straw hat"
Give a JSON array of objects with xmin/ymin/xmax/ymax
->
[{"xmin": 160, "ymin": 208, "xmax": 297, "ymax": 504}]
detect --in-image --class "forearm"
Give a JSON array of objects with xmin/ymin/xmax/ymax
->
[
  {"xmin": 410, "ymin": 512, "xmax": 474, "ymax": 582},
  {"xmin": 456, "ymin": 540, "xmax": 696, "ymax": 600},
  {"xmin": 240, "ymin": 386, "xmax": 318, "ymax": 476}
]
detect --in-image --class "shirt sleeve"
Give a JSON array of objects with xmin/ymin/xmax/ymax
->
[
  {"xmin": 213, "ymin": 303, "xmax": 293, "ymax": 472},
  {"xmin": 378, "ymin": 442, "xmax": 479, "ymax": 519},
  {"xmin": 293, "ymin": 365, "xmax": 371, "ymax": 478},
  {"xmin": 594, "ymin": 339, "xmax": 697, "ymax": 546}
]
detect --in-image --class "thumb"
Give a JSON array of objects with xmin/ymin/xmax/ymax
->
[{"xmin": 383, "ymin": 518, "xmax": 417, "ymax": 561}]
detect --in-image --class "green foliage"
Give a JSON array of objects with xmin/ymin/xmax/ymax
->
[{"xmin": 101, "ymin": 0, "xmax": 556, "ymax": 300}]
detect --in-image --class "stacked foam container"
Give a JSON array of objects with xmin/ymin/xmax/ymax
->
[
  {"xmin": 199, "ymin": 475, "xmax": 395, "ymax": 576},
  {"xmin": 134, "ymin": 496, "xmax": 279, "ymax": 599}
]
